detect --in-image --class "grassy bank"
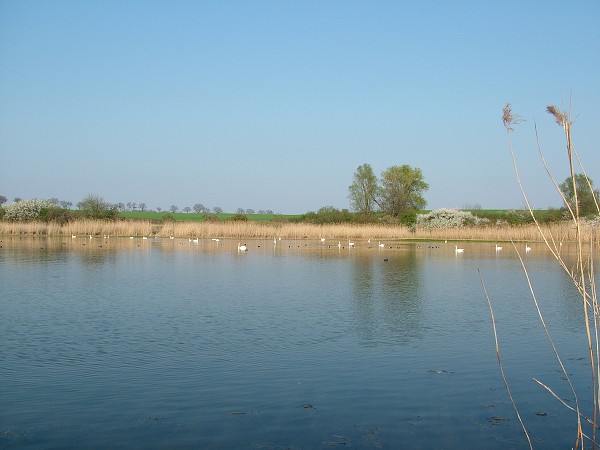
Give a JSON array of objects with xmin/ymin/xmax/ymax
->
[{"xmin": 1, "ymin": 219, "xmax": 598, "ymax": 243}]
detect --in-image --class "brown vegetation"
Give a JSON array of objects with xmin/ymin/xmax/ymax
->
[{"xmin": 0, "ymin": 218, "xmax": 598, "ymax": 243}]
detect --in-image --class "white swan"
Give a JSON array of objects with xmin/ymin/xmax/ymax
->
[
  {"xmin": 525, "ymin": 244, "xmax": 531, "ymax": 252},
  {"xmin": 71, "ymin": 234, "xmax": 77, "ymax": 238},
  {"xmin": 238, "ymin": 243, "xmax": 247, "ymax": 251},
  {"xmin": 495, "ymin": 244, "xmax": 502, "ymax": 251},
  {"xmin": 378, "ymin": 241, "xmax": 385, "ymax": 248},
  {"xmin": 455, "ymin": 245, "xmax": 464, "ymax": 253},
  {"xmin": 348, "ymin": 240, "xmax": 355, "ymax": 248}
]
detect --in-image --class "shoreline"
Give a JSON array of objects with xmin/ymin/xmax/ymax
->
[{"xmin": 0, "ymin": 219, "xmax": 597, "ymax": 244}]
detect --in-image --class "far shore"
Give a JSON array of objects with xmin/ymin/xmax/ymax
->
[{"xmin": 0, "ymin": 219, "xmax": 597, "ymax": 244}]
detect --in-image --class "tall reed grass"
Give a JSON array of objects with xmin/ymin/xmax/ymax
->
[
  {"xmin": 493, "ymin": 102, "xmax": 600, "ymax": 449},
  {"xmin": 1, "ymin": 219, "xmax": 598, "ymax": 243}
]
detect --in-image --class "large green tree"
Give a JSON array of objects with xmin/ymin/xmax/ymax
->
[
  {"xmin": 377, "ymin": 165, "xmax": 428, "ymax": 216},
  {"xmin": 559, "ymin": 174, "xmax": 599, "ymax": 217},
  {"xmin": 348, "ymin": 163, "xmax": 378, "ymax": 214}
]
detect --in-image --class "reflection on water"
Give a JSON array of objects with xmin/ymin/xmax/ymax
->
[
  {"xmin": 351, "ymin": 251, "xmax": 424, "ymax": 347},
  {"xmin": 1, "ymin": 237, "xmax": 598, "ymax": 449}
]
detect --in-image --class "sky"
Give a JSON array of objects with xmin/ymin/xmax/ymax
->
[{"xmin": 1, "ymin": 0, "xmax": 599, "ymax": 214}]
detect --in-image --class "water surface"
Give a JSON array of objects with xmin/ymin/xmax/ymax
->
[{"xmin": 0, "ymin": 237, "xmax": 596, "ymax": 448}]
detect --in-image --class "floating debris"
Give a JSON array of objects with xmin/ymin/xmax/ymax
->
[{"xmin": 488, "ymin": 416, "xmax": 510, "ymax": 426}]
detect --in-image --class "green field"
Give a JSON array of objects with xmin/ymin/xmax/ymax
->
[{"xmin": 118, "ymin": 211, "xmax": 304, "ymax": 222}]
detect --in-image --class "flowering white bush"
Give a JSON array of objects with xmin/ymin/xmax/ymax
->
[
  {"xmin": 416, "ymin": 208, "xmax": 490, "ymax": 229},
  {"xmin": 3, "ymin": 199, "xmax": 54, "ymax": 221}
]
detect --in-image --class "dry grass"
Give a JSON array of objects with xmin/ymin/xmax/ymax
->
[
  {"xmin": 494, "ymin": 101, "xmax": 600, "ymax": 449},
  {"xmin": 1, "ymin": 219, "xmax": 598, "ymax": 243}
]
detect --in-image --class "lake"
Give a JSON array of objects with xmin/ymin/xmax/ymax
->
[{"xmin": 0, "ymin": 236, "xmax": 596, "ymax": 449}]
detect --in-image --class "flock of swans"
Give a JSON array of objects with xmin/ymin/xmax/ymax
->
[{"xmin": 68, "ymin": 234, "xmax": 534, "ymax": 256}]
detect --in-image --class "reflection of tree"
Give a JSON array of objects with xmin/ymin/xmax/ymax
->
[{"xmin": 350, "ymin": 252, "xmax": 424, "ymax": 347}]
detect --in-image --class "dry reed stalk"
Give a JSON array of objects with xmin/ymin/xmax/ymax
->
[
  {"xmin": 479, "ymin": 268, "xmax": 533, "ymax": 450},
  {"xmin": 502, "ymin": 101, "xmax": 600, "ymax": 448}
]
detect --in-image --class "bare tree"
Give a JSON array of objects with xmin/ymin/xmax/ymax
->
[{"xmin": 193, "ymin": 203, "xmax": 206, "ymax": 213}]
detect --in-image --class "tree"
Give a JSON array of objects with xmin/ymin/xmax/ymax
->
[
  {"xmin": 169, "ymin": 205, "xmax": 179, "ymax": 213},
  {"xmin": 193, "ymin": 203, "xmax": 207, "ymax": 214},
  {"xmin": 213, "ymin": 206, "xmax": 223, "ymax": 214},
  {"xmin": 60, "ymin": 200, "xmax": 73, "ymax": 209},
  {"xmin": 183, "ymin": 206, "xmax": 191, "ymax": 213},
  {"xmin": 377, "ymin": 165, "xmax": 429, "ymax": 216},
  {"xmin": 0, "ymin": 195, "xmax": 7, "ymax": 205},
  {"xmin": 246, "ymin": 208, "xmax": 255, "ymax": 214},
  {"xmin": 236, "ymin": 208, "xmax": 245, "ymax": 214},
  {"xmin": 348, "ymin": 163, "xmax": 378, "ymax": 214},
  {"xmin": 3, "ymin": 198, "xmax": 54, "ymax": 221},
  {"xmin": 139, "ymin": 202, "xmax": 147, "ymax": 212},
  {"xmin": 559, "ymin": 174, "xmax": 599, "ymax": 217},
  {"xmin": 77, "ymin": 194, "xmax": 117, "ymax": 219}
]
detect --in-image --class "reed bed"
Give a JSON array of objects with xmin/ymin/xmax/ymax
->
[{"xmin": 1, "ymin": 219, "xmax": 597, "ymax": 243}]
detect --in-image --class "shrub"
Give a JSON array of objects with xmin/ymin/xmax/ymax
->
[
  {"xmin": 3, "ymin": 199, "xmax": 54, "ymax": 221},
  {"xmin": 398, "ymin": 209, "xmax": 418, "ymax": 227},
  {"xmin": 39, "ymin": 207, "xmax": 74, "ymax": 225},
  {"xmin": 416, "ymin": 208, "xmax": 490, "ymax": 229},
  {"xmin": 0, "ymin": 206, "xmax": 4, "ymax": 220},
  {"xmin": 161, "ymin": 214, "xmax": 175, "ymax": 222},
  {"xmin": 301, "ymin": 206, "xmax": 353, "ymax": 224},
  {"xmin": 229, "ymin": 214, "xmax": 248, "ymax": 221},
  {"xmin": 77, "ymin": 194, "xmax": 118, "ymax": 220},
  {"xmin": 202, "ymin": 212, "xmax": 221, "ymax": 222}
]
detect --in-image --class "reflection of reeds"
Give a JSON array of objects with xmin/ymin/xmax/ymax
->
[
  {"xmin": 1, "ymin": 219, "xmax": 598, "ymax": 243},
  {"xmin": 493, "ymin": 101, "xmax": 599, "ymax": 449}
]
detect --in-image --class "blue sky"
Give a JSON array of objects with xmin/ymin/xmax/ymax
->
[{"xmin": 1, "ymin": 0, "xmax": 598, "ymax": 214}]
